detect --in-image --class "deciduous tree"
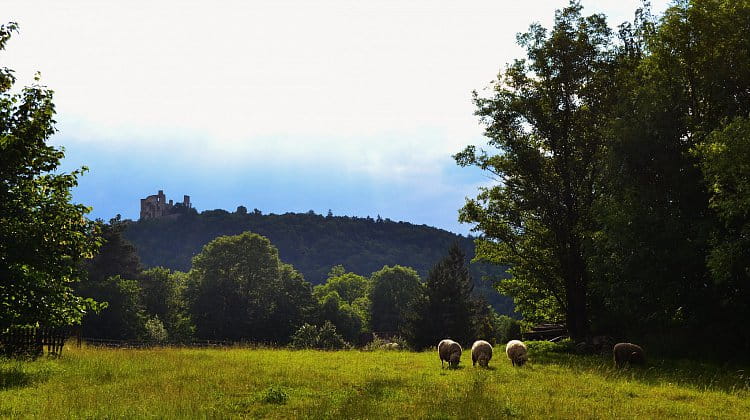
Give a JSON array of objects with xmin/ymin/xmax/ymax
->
[
  {"xmin": 186, "ymin": 232, "xmax": 316, "ymax": 342},
  {"xmin": 0, "ymin": 22, "xmax": 101, "ymax": 330},
  {"xmin": 455, "ymin": 2, "xmax": 615, "ymax": 340}
]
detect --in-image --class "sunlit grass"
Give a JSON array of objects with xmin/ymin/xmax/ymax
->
[{"xmin": 1, "ymin": 344, "xmax": 748, "ymax": 418}]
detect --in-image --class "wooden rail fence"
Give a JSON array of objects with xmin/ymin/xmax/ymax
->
[
  {"xmin": 523, "ymin": 323, "xmax": 568, "ymax": 341},
  {"xmin": 0, "ymin": 326, "xmax": 69, "ymax": 357}
]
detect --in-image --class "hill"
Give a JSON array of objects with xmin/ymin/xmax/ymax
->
[{"xmin": 122, "ymin": 209, "xmax": 514, "ymax": 315}]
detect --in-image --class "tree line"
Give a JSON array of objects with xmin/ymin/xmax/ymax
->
[
  {"xmin": 456, "ymin": 0, "xmax": 750, "ymax": 356},
  {"xmin": 122, "ymin": 206, "xmax": 514, "ymax": 315},
  {"xmin": 78, "ymin": 220, "xmax": 520, "ymax": 348}
]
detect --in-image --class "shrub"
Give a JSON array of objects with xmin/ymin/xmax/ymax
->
[
  {"xmin": 317, "ymin": 321, "xmax": 348, "ymax": 350},
  {"xmin": 290, "ymin": 324, "xmax": 320, "ymax": 349},
  {"xmin": 263, "ymin": 386, "xmax": 289, "ymax": 405},
  {"xmin": 362, "ymin": 335, "xmax": 410, "ymax": 351},
  {"xmin": 144, "ymin": 316, "xmax": 168, "ymax": 343},
  {"xmin": 525, "ymin": 340, "xmax": 572, "ymax": 354},
  {"xmin": 290, "ymin": 322, "xmax": 348, "ymax": 350}
]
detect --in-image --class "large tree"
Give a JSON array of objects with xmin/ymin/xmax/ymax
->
[
  {"xmin": 369, "ymin": 265, "xmax": 423, "ymax": 333},
  {"xmin": 455, "ymin": 2, "xmax": 615, "ymax": 340},
  {"xmin": 591, "ymin": 0, "xmax": 750, "ymax": 350},
  {"xmin": 697, "ymin": 118, "xmax": 750, "ymax": 351},
  {"xmin": 186, "ymin": 232, "xmax": 316, "ymax": 342},
  {"xmin": 0, "ymin": 23, "xmax": 101, "ymax": 330},
  {"xmin": 314, "ymin": 269, "xmax": 371, "ymax": 339}
]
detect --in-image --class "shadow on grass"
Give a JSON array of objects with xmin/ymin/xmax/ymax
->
[
  {"xmin": 471, "ymin": 365, "xmax": 497, "ymax": 371},
  {"xmin": 0, "ymin": 365, "xmax": 50, "ymax": 390},
  {"xmin": 314, "ymin": 377, "xmax": 406, "ymax": 418},
  {"xmin": 531, "ymin": 351, "xmax": 750, "ymax": 393}
]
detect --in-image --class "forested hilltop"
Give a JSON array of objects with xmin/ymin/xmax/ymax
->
[{"xmin": 122, "ymin": 208, "xmax": 514, "ymax": 315}]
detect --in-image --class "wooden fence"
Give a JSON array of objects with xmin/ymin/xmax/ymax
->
[
  {"xmin": 81, "ymin": 337, "xmax": 234, "ymax": 348},
  {"xmin": 0, "ymin": 326, "xmax": 69, "ymax": 357},
  {"xmin": 522, "ymin": 323, "xmax": 568, "ymax": 341}
]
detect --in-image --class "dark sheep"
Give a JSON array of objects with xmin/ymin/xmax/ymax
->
[
  {"xmin": 613, "ymin": 342, "xmax": 646, "ymax": 368},
  {"xmin": 438, "ymin": 339, "xmax": 462, "ymax": 368},
  {"xmin": 505, "ymin": 340, "xmax": 528, "ymax": 366},
  {"xmin": 471, "ymin": 340, "xmax": 493, "ymax": 367}
]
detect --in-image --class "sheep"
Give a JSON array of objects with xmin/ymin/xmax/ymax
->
[
  {"xmin": 471, "ymin": 340, "xmax": 493, "ymax": 367},
  {"xmin": 438, "ymin": 339, "xmax": 462, "ymax": 368},
  {"xmin": 613, "ymin": 342, "xmax": 646, "ymax": 368},
  {"xmin": 384, "ymin": 342, "xmax": 400, "ymax": 350},
  {"xmin": 505, "ymin": 340, "xmax": 528, "ymax": 366}
]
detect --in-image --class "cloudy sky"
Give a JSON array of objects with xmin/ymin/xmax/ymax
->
[{"xmin": 3, "ymin": 0, "xmax": 670, "ymax": 234}]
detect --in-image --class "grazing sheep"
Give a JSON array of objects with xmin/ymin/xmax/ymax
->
[
  {"xmin": 384, "ymin": 342, "xmax": 400, "ymax": 350},
  {"xmin": 505, "ymin": 340, "xmax": 528, "ymax": 366},
  {"xmin": 471, "ymin": 340, "xmax": 493, "ymax": 367},
  {"xmin": 438, "ymin": 339, "xmax": 462, "ymax": 368},
  {"xmin": 613, "ymin": 342, "xmax": 646, "ymax": 368}
]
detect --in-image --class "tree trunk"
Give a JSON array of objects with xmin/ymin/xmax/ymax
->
[{"xmin": 565, "ymin": 242, "xmax": 589, "ymax": 342}]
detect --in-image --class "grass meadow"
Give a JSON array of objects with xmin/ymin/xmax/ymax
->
[{"xmin": 1, "ymin": 344, "xmax": 748, "ymax": 419}]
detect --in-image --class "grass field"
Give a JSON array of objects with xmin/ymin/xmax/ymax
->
[{"xmin": 1, "ymin": 344, "xmax": 748, "ymax": 419}]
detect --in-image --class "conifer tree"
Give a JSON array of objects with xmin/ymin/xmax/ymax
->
[{"xmin": 409, "ymin": 243, "xmax": 476, "ymax": 348}]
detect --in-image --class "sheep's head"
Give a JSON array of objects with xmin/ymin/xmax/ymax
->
[
  {"xmin": 478, "ymin": 356, "xmax": 490, "ymax": 367},
  {"xmin": 449, "ymin": 352, "xmax": 461, "ymax": 368},
  {"xmin": 515, "ymin": 355, "xmax": 527, "ymax": 366},
  {"xmin": 630, "ymin": 351, "xmax": 645, "ymax": 365}
]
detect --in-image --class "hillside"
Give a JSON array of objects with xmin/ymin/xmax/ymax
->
[{"xmin": 122, "ymin": 209, "xmax": 514, "ymax": 315}]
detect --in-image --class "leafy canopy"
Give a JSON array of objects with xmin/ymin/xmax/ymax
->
[{"xmin": 0, "ymin": 22, "xmax": 102, "ymax": 329}]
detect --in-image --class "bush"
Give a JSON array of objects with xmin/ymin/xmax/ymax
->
[
  {"xmin": 362, "ymin": 336, "xmax": 410, "ymax": 351},
  {"xmin": 290, "ymin": 322, "xmax": 349, "ymax": 350},
  {"xmin": 144, "ymin": 316, "xmax": 168, "ymax": 343},
  {"xmin": 317, "ymin": 321, "xmax": 349, "ymax": 350},
  {"xmin": 263, "ymin": 386, "xmax": 289, "ymax": 405},
  {"xmin": 525, "ymin": 340, "xmax": 572, "ymax": 354}
]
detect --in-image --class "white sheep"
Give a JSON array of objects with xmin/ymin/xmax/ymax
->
[
  {"xmin": 438, "ymin": 339, "xmax": 462, "ymax": 368},
  {"xmin": 505, "ymin": 340, "xmax": 528, "ymax": 366},
  {"xmin": 471, "ymin": 340, "xmax": 493, "ymax": 367}
]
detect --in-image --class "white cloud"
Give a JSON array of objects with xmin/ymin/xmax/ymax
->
[{"xmin": 3, "ymin": 0, "xmax": 671, "ymax": 181}]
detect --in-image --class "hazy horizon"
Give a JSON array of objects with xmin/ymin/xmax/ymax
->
[{"xmin": 3, "ymin": 0, "xmax": 670, "ymax": 234}]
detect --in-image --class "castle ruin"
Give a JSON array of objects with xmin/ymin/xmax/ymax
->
[{"xmin": 140, "ymin": 190, "xmax": 192, "ymax": 220}]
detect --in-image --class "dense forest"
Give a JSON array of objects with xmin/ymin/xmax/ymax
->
[
  {"xmin": 457, "ymin": 0, "xmax": 750, "ymax": 357},
  {"xmin": 122, "ymin": 208, "xmax": 514, "ymax": 315}
]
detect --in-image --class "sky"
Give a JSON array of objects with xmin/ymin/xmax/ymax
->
[{"xmin": 3, "ymin": 0, "xmax": 671, "ymax": 235}]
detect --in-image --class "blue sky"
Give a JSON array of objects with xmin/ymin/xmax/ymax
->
[{"xmin": 4, "ymin": 0, "xmax": 670, "ymax": 234}]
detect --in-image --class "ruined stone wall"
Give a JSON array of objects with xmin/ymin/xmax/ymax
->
[{"xmin": 139, "ymin": 190, "xmax": 191, "ymax": 220}]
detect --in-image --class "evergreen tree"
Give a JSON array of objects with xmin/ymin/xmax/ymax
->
[
  {"xmin": 409, "ymin": 243, "xmax": 476, "ymax": 348},
  {"xmin": 81, "ymin": 216, "xmax": 142, "ymax": 284}
]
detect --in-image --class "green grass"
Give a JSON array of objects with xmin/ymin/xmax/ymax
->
[{"xmin": 1, "ymin": 344, "xmax": 748, "ymax": 419}]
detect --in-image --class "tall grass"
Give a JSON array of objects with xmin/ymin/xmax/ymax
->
[{"xmin": 1, "ymin": 343, "xmax": 747, "ymax": 418}]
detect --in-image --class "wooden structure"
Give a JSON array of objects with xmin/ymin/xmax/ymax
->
[
  {"xmin": 522, "ymin": 323, "xmax": 567, "ymax": 341},
  {"xmin": 0, "ymin": 326, "xmax": 69, "ymax": 357}
]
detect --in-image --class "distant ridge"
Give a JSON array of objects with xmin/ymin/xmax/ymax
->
[{"xmin": 122, "ymin": 208, "xmax": 515, "ymax": 315}]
